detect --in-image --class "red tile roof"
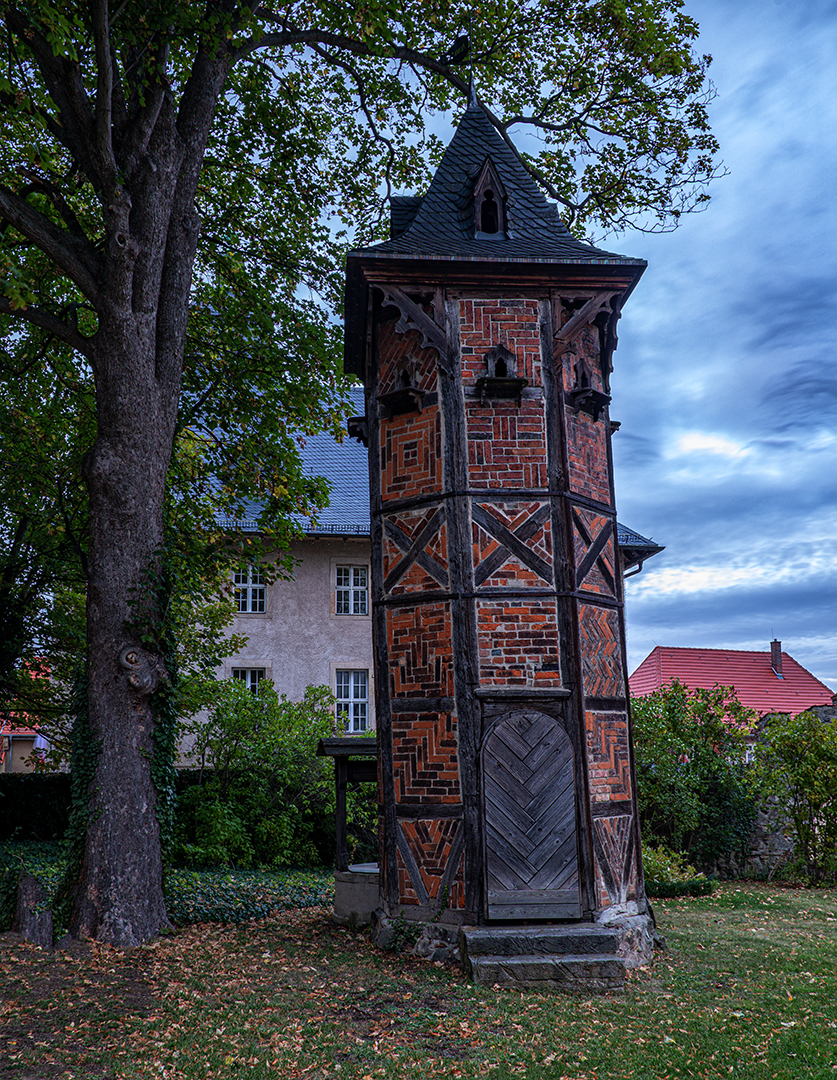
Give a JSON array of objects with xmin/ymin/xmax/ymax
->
[
  {"xmin": 629, "ymin": 645, "xmax": 834, "ymax": 716},
  {"xmin": 0, "ymin": 721, "xmax": 39, "ymax": 738}
]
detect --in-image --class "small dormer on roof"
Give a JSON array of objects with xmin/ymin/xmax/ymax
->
[{"xmin": 473, "ymin": 157, "xmax": 506, "ymax": 238}]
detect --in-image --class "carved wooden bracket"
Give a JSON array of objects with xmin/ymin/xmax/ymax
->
[
  {"xmin": 598, "ymin": 293, "xmax": 624, "ymax": 393},
  {"xmin": 555, "ymin": 290, "xmax": 619, "ymax": 346},
  {"xmin": 378, "ymin": 285, "xmax": 447, "ymax": 357},
  {"xmin": 347, "ymin": 415, "xmax": 368, "ymax": 446}
]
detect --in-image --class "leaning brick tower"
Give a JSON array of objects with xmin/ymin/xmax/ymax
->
[{"xmin": 344, "ymin": 98, "xmax": 653, "ymax": 981}]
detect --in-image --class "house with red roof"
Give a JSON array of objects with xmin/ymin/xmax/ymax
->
[
  {"xmin": 629, "ymin": 640, "xmax": 834, "ymax": 717},
  {"xmin": 0, "ymin": 721, "xmax": 44, "ymax": 773}
]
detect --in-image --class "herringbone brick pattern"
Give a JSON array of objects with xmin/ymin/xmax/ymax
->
[
  {"xmin": 392, "ymin": 710, "xmax": 460, "ymax": 803},
  {"xmin": 380, "ymin": 407, "xmax": 442, "ymax": 503},
  {"xmin": 397, "ymin": 818, "xmax": 465, "ymax": 907},
  {"xmin": 388, "ymin": 602, "xmax": 453, "ymax": 698},
  {"xmin": 578, "ymin": 604, "xmax": 624, "ymax": 697},
  {"xmin": 585, "ymin": 710, "xmax": 632, "ymax": 801}
]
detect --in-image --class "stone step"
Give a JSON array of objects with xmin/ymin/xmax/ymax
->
[
  {"xmin": 460, "ymin": 923, "xmax": 622, "ymax": 958},
  {"xmin": 467, "ymin": 952, "xmax": 626, "ymax": 992}
]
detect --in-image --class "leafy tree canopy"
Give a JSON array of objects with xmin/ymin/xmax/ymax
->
[
  {"xmin": 0, "ymin": 0, "xmax": 722, "ymax": 706},
  {"xmin": 0, "ymin": 0, "xmax": 722, "ymax": 944}
]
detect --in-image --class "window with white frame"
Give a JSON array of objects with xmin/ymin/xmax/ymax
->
[
  {"xmin": 336, "ymin": 669, "xmax": 368, "ymax": 732},
  {"xmin": 234, "ymin": 567, "xmax": 265, "ymax": 613},
  {"xmin": 232, "ymin": 667, "xmax": 266, "ymax": 693},
  {"xmin": 335, "ymin": 565, "xmax": 368, "ymax": 616}
]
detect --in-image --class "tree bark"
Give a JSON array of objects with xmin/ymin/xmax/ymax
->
[
  {"xmin": 67, "ymin": 57, "xmax": 227, "ymax": 944},
  {"xmin": 70, "ymin": 314, "xmax": 178, "ymax": 945}
]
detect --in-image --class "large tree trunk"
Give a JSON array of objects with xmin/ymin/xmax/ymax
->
[
  {"xmin": 71, "ymin": 317, "xmax": 179, "ymax": 945},
  {"xmin": 63, "ymin": 51, "xmax": 229, "ymax": 945}
]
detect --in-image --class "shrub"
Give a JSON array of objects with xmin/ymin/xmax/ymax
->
[
  {"xmin": 176, "ymin": 681, "xmax": 338, "ymax": 868},
  {"xmin": 642, "ymin": 843, "xmax": 714, "ymax": 897},
  {"xmin": 176, "ymin": 790, "xmax": 255, "ymax": 868},
  {"xmin": 632, "ymin": 681, "xmax": 758, "ymax": 869},
  {"xmin": 753, "ymin": 710, "xmax": 837, "ymax": 885},
  {"xmin": 0, "ymin": 840, "xmax": 334, "ymax": 928}
]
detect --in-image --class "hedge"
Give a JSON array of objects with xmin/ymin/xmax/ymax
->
[
  {"xmin": 645, "ymin": 877, "xmax": 716, "ymax": 898},
  {"xmin": 0, "ymin": 770, "xmax": 208, "ymax": 842},
  {"xmin": 0, "ymin": 773, "xmax": 72, "ymax": 841}
]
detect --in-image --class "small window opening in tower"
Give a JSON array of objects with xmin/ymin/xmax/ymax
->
[
  {"xmin": 494, "ymin": 354, "xmax": 508, "ymax": 378},
  {"xmin": 481, "ymin": 190, "xmax": 499, "ymax": 234}
]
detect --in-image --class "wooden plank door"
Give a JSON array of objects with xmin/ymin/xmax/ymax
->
[{"xmin": 482, "ymin": 711, "xmax": 581, "ymax": 919}]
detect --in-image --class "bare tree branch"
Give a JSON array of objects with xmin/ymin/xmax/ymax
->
[
  {"xmin": 0, "ymin": 296, "xmax": 92, "ymax": 357},
  {"xmin": 0, "ymin": 184, "xmax": 100, "ymax": 302},
  {"xmin": 92, "ymin": 0, "xmax": 117, "ymax": 192}
]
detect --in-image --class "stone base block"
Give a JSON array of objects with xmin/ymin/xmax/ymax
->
[
  {"xmin": 370, "ymin": 909, "xmax": 461, "ymax": 963},
  {"xmin": 469, "ymin": 953, "xmax": 626, "ymax": 992},
  {"xmin": 459, "ymin": 914, "xmax": 655, "ymax": 993},
  {"xmin": 593, "ymin": 903, "xmax": 655, "ymax": 968},
  {"xmin": 332, "ymin": 864, "xmax": 380, "ymax": 928}
]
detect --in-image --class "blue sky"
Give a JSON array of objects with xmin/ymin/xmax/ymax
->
[{"xmin": 607, "ymin": 0, "xmax": 837, "ymax": 687}]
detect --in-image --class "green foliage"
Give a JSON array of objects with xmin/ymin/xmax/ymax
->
[
  {"xmin": 0, "ymin": 840, "xmax": 66, "ymax": 930},
  {"xmin": 0, "ymin": 772, "xmax": 71, "ymax": 841},
  {"xmin": 0, "ymin": 0, "xmax": 722, "ymax": 942},
  {"xmin": 753, "ymin": 710, "xmax": 837, "ymax": 885},
  {"xmin": 632, "ymin": 680, "xmax": 758, "ymax": 868},
  {"xmin": 0, "ymin": 840, "xmax": 333, "ymax": 928},
  {"xmin": 642, "ymin": 842, "xmax": 714, "ymax": 897},
  {"xmin": 383, "ymin": 912, "xmax": 424, "ymax": 953},
  {"xmin": 345, "ymin": 782, "xmax": 379, "ymax": 866},
  {"xmin": 176, "ymin": 681, "xmax": 339, "ymax": 868},
  {"xmin": 176, "ymin": 791, "xmax": 255, "ymax": 869},
  {"xmin": 643, "ymin": 843, "xmax": 701, "ymax": 883},
  {"xmin": 164, "ymin": 867, "xmax": 333, "ymax": 926},
  {"xmin": 0, "ymin": 352, "xmax": 91, "ymax": 746}
]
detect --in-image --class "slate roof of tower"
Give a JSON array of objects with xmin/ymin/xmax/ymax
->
[{"xmin": 352, "ymin": 99, "xmax": 645, "ymax": 267}]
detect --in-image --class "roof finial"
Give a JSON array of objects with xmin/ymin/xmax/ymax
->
[{"xmin": 468, "ymin": 6, "xmax": 475, "ymax": 102}]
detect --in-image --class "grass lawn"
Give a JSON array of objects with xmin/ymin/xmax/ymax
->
[{"xmin": 2, "ymin": 882, "xmax": 836, "ymax": 1080}]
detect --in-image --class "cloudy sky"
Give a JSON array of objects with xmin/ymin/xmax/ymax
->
[{"xmin": 605, "ymin": 0, "xmax": 837, "ymax": 688}]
